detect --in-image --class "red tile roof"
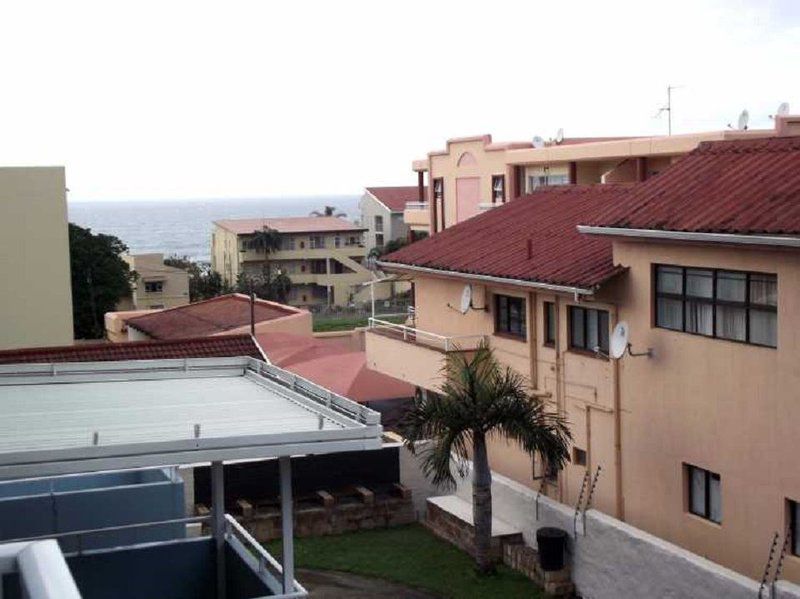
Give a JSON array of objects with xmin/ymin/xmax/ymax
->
[
  {"xmin": 255, "ymin": 332, "xmax": 414, "ymax": 402},
  {"xmin": 126, "ymin": 294, "xmax": 301, "ymax": 340},
  {"xmin": 0, "ymin": 334, "xmax": 263, "ymax": 365},
  {"xmin": 585, "ymin": 136, "xmax": 800, "ymax": 234},
  {"xmin": 215, "ymin": 216, "xmax": 365, "ymax": 235},
  {"xmin": 381, "ymin": 185, "xmax": 631, "ymax": 290},
  {"xmin": 365, "ymin": 186, "xmax": 426, "ymax": 212}
]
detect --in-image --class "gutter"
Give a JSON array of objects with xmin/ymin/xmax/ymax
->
[
  {"xmin": 376, "ymin": 260, "xmax": 596, "ymax": 297},
  {"xmin": 577, "ymin": 226, "xmax": 800, "ymax": 248}
]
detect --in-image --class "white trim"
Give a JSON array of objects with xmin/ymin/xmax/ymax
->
[
  {"xmin": 375, "ymin": 261, "xmax": 596, "ymax": 296},
  {"xmin": 576, "ymin": 225, "xmax": 800, "ymax": 248}
]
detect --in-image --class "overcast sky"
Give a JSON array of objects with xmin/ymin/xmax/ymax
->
[{"xmin": 1, "ymin": 0, "xmax": 798, "ymax": 201}]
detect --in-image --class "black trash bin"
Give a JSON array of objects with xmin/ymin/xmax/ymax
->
[{"xmin": 536, "ymin": 527, "xmax": 567, "ymax": 571}]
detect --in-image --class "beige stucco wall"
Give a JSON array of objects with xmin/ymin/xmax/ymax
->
[
  {"xmin": 612, "ymin": 240, "xmax": 800, "ymax": 582},
  {"xmin": 0, "ymin": 167, "xmax": 73, "ymax": 349},
  {"xmin": 124, "ymin": 253, "xmax": 190, "ymax": 310}
]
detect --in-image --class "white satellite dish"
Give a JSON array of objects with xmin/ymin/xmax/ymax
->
[
  {"xmin": 532, "ymin": 135, "xmax": 545, "ymax": 149},
  {"xmin": 609, "ymin": 321, "xmax": 629, "ymax": 359},
  {"xmin": 777, "ymin": 102, "xmax": 790, "ymax": 117},
  {"xmin": 555, "ymin": 128, "xmax": 564, "ymax": 144},
  {"xmin": 459, "ymin": 284, "xmax": 473, "ymax": 314},
  {"xmin": 737, "ymin": 109, "xmax": 750, "ymax": 131}
]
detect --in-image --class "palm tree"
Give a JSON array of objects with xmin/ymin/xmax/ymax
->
[
  {"xmin": 310, "ymin": 205, "xmax": 346, "ymax": 217},
  {"xmin": 402, "ymin": 342, "xmax": 571, "ymax": 574},
  {"xmin": 248, "ymin": 226, "xmax": 282, "ymax": 278}
]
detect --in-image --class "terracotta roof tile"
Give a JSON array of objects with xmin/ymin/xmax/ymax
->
[
  {"xmin": 585, "ymin": 136, "xmax": 800, "ymax": 234},
  {"xmin": 365, "ymin": 186, "xmax": 426, "ymax": 212},
  {"xmin": 126, "ymin": 294, "xmax": 301, "ymax": 340},
  {"xmin": 0, "ymin": 335, "xmax": 262, "ymax": 364},
  {"xmin": 381, "ymin": 184, "xmax": 632, "ymax": 290}
]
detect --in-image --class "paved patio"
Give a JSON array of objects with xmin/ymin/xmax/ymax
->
[{"xmin": 298, "ymin": 569, "xmax": 437, "ymax": 598}]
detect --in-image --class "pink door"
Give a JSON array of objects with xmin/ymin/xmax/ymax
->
[{"xmin": 456, "ymin": 177, "xmax": 481, "ymax": 223}]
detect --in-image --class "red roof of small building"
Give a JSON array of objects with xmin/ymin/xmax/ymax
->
[
  {"xmin": 365, "ymin": 186, "xmax": 426, "ymax": 212},
  {"xmin": 381, "ymin": 184, "xmax": 631, "ymax": 290},
  {"xmin": 585, "ymin": 136, "xmax": 800, "ymax": 234},
  {"xmin": 255, "ymin": 332, "xmax": 414, "ymax": 402},
  {"xmin": 215, "ymin": 216, "xmax": 365, "ymax": 235},
  {"xmin": 126, "ymin": 294, "xmax": 300, "ymax": 340},
  {"xmin": 0, "ymin": 334, "xmax": 263, "ymax": 365}
]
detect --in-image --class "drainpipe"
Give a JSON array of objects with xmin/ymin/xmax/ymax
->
[
  {"xmin": 554, "ymin": 296, "xmax": 565, "ymax": 502},
  {"xmin": 612, "ymin": 305, "xmax": 625, "ymax": 520}
]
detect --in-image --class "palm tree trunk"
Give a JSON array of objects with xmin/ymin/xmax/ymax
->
[{"xmin": 472, "ymin": 431, "xmax": 494, "ymax": 574}]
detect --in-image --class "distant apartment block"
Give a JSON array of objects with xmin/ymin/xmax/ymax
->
[
  {"xmin": 0, "ymin": 167, "xmax": 73, "ymax": 350},
  {"xmin": 360, "ymin": 186, "xmax": 426, "ymax": 251},
  {"xmin": 211, "ymin": 216, "xmax": 372, "ymax": 307},
  {"xmin": 409, "ymin": 115, "xmax": 800, "ymax": 235},
  {"xmin": 367, "ymin": 128, "xmax": 800, "ymax": 583},
  {"xmin": 118, "ymin": 253, "xmax": 190, "ymax": 310}
]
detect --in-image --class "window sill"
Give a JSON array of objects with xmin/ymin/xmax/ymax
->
[
  {"xmin": 493, "ymin": 331, "xmax": 527, "ymax": 343},
  {"xmin": 567, "ymin": 348, "xmax": 608, "ymax": 361},
  {"xmin": 685, "ymin": 512, "xmax": 722, "ymax": 529}
]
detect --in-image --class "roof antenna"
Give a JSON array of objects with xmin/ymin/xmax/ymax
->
[
  {"xmin": 654, "ymin": 85, "xmax": 681, "ymax": 135},
  {"xmin": 250, "ymin": 283, "xmax": 256, "ymax": 336}
]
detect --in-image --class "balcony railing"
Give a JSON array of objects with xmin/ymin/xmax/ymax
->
[
  {"xmin": 367, "ymin": 318, "xmax": 486, "ymax": 352},
  {"xmin": 405, "ymin": 202, "xmax": 429, "ymax": 210}
]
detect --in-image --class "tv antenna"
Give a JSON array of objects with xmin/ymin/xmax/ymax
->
[
  {"xmin": 447, "ymin": 283, "xmax": 487, "ymax": 314},
  {"xmin": 728, "ymin": 109, "xmax": 749, "ymax": 131},
  {"xmin": 595, "ymin": 321, "xmax": 652, "ymax": 359},
  {"xmin": 655, "ymin": 85, "xmax": 681, "ymax": 136},
  {"xmin": 532, "ymin": 135, "xmax": 545, "ymax": 149},
  {"xmin": 770, "ymin": 102, "xmax": 790, "ymax": 120}
]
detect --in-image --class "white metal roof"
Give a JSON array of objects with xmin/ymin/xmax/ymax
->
[{"xmin": 0, "ymin": 357, "xmax": 382, "ymax": 480}]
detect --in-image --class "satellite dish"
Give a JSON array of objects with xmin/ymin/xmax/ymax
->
[
  {"xmin": 532, "ymin": 135, "xmax": 545, "ymax": 149},
  {"xmin": 737, "ymin": 109, "xmax": 750, "ymax": 131},
  {"xmin": 459, "ymin": 285, "xmax": 472, "ymax": 314},
  {"xmin": 777, "ymin": 102, "xmax": 790, "ymax": 117},
  {"xmin": 555, "ymin": 128, "xmax": 564, "ymax": 144},
  {"xmin": 609, "ymin": 321, "xmax": 630, "ymax": 359}
]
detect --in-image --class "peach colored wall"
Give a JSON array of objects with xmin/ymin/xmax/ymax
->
[{"xmin": 612, "ymin": 240, "xmax": 800, "ymax": 582}]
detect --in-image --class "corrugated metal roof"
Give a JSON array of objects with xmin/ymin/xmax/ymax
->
[
  {"xmin": 0, "ymin": 335, "xmax": 262, "ymax": 364},
  {"xmin": 365, "ymin": 186, "xmax": 425, "ymax": 212},
  {"xmin": 381, "ymin": 184, "xmax": 632, "ymax": 290},
  {"xmin": 126, "ymin": 294, "xmax": 300, "ymax": 340},
  {"xmin": 215, "ymin": 216, "xmax": 365, "ymax": 235},
  {"xmin": 585, "ymin": 136, "xmax": 800, "ymax": 234}
]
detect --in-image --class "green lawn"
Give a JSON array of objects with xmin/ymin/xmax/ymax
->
[
  {"xmin": 312, "ymin": 313, "xmax": 406, "ymax": 332},
  {"xmin": 266, "ymin": 524, "xmax": 543, "ymax": 599}
]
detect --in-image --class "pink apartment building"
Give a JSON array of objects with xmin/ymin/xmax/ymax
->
[{"xmin": 367, "ymin": 121, "xmax": 800, "ymax": 582}]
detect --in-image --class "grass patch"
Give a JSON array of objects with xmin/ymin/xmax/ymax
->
[
  {"xmin": 312, "ymin": 313, "xmax": 406, "ymax": 332},
  {"xmin": 266, "ymin": 524, "xmax": 543, "ymax": 599}
]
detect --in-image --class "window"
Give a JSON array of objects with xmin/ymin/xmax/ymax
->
[
  {"xmin": 790, "ymin": 500, "xmax": 799, "ymax": 556},
  {"xmin": 375, "ymin": 215, "xmax": 384, "ymax": 232},
  {"xmin": 526, "ymin": 168, "xmax": 569, "ymax": 192},
  {"xmin": 544, "ymin": 301, "xmax": 556, "ymax": 346},
  {"xmin": 144, "ymin": 281, "xmax": 164, "ymax": 293},
  {"xmin": 495, "ymin": 295, "xmax": 526, "ymax": 339},
  {"xmin": 334, "ymin": 236, "xmax": 341, "ymax": 248},
  {"xmin": 655, "ymin": 265, "xmax": 777, "ymax": 348},
  {"xmin": 281, "ymin": 237, "xmax": 295, "ymax": 251},
  {"xmin": 434, "ymin": 178, "xmax": 445, "ymax": 230},
  {"xmin": 433, "ymin": 178, "xmax": 444, "ymax": 202},
  {"xmin": 568, "ymin": 306, "xmax": 609, "ymax": 354},
  {"xmin": 310, "ymin": 235, "xmax": 325, "ymax": 249},
  {"xmin": 687, "ymin": 465, "xmax": 721, "ymax": 523},
  {"xmin": 573, "ymin": 447, "xmax": 587, "ymax": 467},
  {"xmin": 375, "ymin": 233, "xmax": 384, "ymax": 247},
  {"xmin": 491, "ymin": 175, "xmax": 506, "ymax": 203}
]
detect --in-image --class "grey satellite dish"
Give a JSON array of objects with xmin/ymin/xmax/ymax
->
[
  {"xmin": 777, "ymin": 102, "xmax": 790, "ymax": 117},
  {"xmin": 460, "ymin": 284, "xmax": 473, "ymax": 314},
  {"xmin": 555, "ymin": 128, "xmax": 564, "ymax": 144},
  {"xmin": 532, "ymin": 135, "xmax": 545, "ymax": 149},
  {"xmin": 737, "ymin": 109, "xmax": 750, "ymax": 131},
  {"xmin": 609, "ymin": 322, "xmax": 629, "ymax": 359}
]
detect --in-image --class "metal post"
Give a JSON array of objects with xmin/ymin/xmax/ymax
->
[
  {"xmin": 211, "ymin": 461, "xmax": 227, "ymax": 599},
  {"xmin": 280, "ymin": 456, "xmax": 294, "ymax": 594},
  {"xmin": 370, "ymin": 281, "xmax": 375, "ymax": 319}
]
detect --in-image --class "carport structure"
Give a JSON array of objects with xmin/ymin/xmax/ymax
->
[{"xmin": 0, "ymin": 357, "xmax": 383, "ymax": 599}]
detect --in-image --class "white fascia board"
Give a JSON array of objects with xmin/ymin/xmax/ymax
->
[{"xmin": 577, "ymin": 225, "xmax": 800, "ymax": 248}]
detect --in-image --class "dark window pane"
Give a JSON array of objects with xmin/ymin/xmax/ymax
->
[
  {"xmin": 657, "ymin": 298, "xmax": 683, "ymax": 330},
  {"xmin": 686, "ymin": 268, "xmax": 713, "ymax": 298},
  {"xmin": 544, "ymin": 302, "xmax": 556, "ymax": 345},
  {"xmin": 657, "ymin": 265, "xmax": 683, "ymax": 294},
  {"xmin": 717, "ymin": 271, "xmax": 746, "ymax": 303},
  {"xmin": 598, "ymin": 311, "xmax": 609, "ymax": 353},
  {"xmin": 750, "ymin": 273, "xmax": 777, "ymax": 306},
  {"xmin": 685, "ymin": 301, "xmax": 713, "ymax": 336},
  {"xmin": 709, "ymin": 474, "xmax": 722, "ymax": 524},
  {"xmin": 792, "ymin": 501, "xmax": 799, "ymax": 556},
  {"xmin": 749, "ymin": 309, "xmax": 777, "ymax": 347},
  {"xmin": 690, "ymin": 467, "xmax": 706, "ymax": 517},
  {"xmin": 586, "ymin": 310, "xmax": 599, "ymax": 351},
  {"xmin": 570, "ymin": 307, "xmax": 585, "ymax": 349},
  {"xmin": 716, "ymin": 305, "xmax": 747, "ymax": 341}
]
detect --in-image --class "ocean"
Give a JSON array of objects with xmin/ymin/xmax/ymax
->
[{"xmin": 68, "ymin": 196, "xmax": 361, "ymax": 263}]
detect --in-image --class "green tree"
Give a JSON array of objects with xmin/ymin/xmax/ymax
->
[
  {"xmin": 369, "ymin": 237, "xmax": 410, "ymax": 259},
  {"xmin": 402, "ymin": 342, "xmax": 571, "ymax": 574},
  {"xmin": 69, "ymin": 223, "xmax": 136, "ymax": 339},
  {"xmin": 236, "ymin": 265, "xmax": 292, "ymax": 304},
  {"xmin": 163, "ymin": 256, "xmax": 231, "ymax": 302},
  {"xmin": 309, "ymin": 205, "xmax": 345, "ymax": 217}
]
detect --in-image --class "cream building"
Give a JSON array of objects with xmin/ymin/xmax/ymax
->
[
  {"xmin": 0, "ymin": 167, "xmax": 73, "ymax": 350},
  {"xmin": 211, "ymin": 216, "xmax": 372, "ymax": 307},
  {"xmin": 118, "ymin": 253, "xmax": 190, "ymax": 310}
]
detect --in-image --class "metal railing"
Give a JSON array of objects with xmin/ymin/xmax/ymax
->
[
  {"xmin": 404, "ymin": 201, "xmax": 429, "ymax": 210},
  {"xmin": 367, "ymin": 317, "xmax": 487, "ymax": 352}
]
